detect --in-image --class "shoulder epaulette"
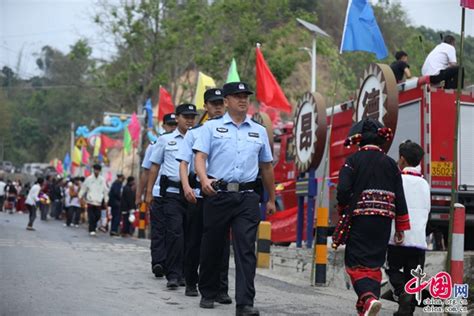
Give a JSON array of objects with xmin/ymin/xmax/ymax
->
[
  {"xmin": 251, "ymin": 118, "xmax": 265, "ymax": 127},
  {"xmin": 150, "ymin": 140, "xmax": 157, "ymax": 145},
  {"xmin": 161, "ymin": 131, "xmax": 173, "ymax": 135},
  {"xmin": 208, "ymin": 115, "xmax": 223, "ymax": 121},
  {"xmin": 190, "ymin": 124, "xmax": 203, "ymax": 130}
]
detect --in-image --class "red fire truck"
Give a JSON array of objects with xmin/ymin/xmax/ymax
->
[{"xmin": 270, "ymin": 78, "xmax": 474, "ymax": 249}]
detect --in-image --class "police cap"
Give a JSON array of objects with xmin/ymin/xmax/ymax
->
[
  {"xmin": 204, "ymin": 88, "xmax": 224, "ymax": 103},
  {"xmin": 222, "ymin": 82, "xmax": 254, "ymax": 97},
  {"xmin": 163, "ymin": 113, "xmax": 177, "ymax": 125},
  {"xmin": 176, "ymin": 104, "xmax": 198, "ymax": 116}
]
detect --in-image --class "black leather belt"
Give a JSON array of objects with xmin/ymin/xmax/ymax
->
[
  {"xmin": 168, "ymin": 180, "xmax": 181, "ymax": 189},
  {"xmin": 211, "ymin": 179, "xmax": 257, "ymax": 192}
]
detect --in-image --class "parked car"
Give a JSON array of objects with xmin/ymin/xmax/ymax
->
[
  {"xmin": 0, "ymin": 161, "xmax": 14, "ymax": 173},
  {"xmin": 22, "ymin": 163, "xmax": 49, "ymax": 177}
]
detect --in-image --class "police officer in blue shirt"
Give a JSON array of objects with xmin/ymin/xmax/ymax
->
[
  {"xmin": 176, "ymin": 88, "xmax": 231, "ymax": 302},
  {"xmin": 137, "ymin": 112, "xmax": 176, "ymax": 278},
  {"xmin": 193, "ymin": 82, "xmax": 276, "ymax": 316},
  {"xmin": 146, "ymin": 104, "xmax": 198, "ymax": 289}
]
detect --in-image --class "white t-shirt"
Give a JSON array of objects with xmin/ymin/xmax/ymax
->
[
  {"xmin": 422, "ymin": 43, "xmax": 457, "ymax": 76},
  {"xmin": 389, "ymin": 166, "xmax": 431, "ymax": 249},
  {"xmin": 26, "ymin": 184, "xmax": 41, "ymax": 206},
  {"xmin": 0, "ymin": 181, "xmax": 5, "ymax": 197}
]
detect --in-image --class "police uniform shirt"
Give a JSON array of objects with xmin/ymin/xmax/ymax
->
[
  {"xmin": 176, "ymin": 125, "xmax": 203, "ymax": 198},
  {"xmin": 142, "ymin": 142, "xmax": 156, "ymax": 170},
  {"xmin": 193, "ymin": 112, "xmax": 273, "ymax": 183},
  {"xmin": 149, "ymin": 129, "xmax": 185, "ymax": 194},
  {"xmin": 142, "ymin": 142, "xmax": 162, "ymax": 197}
]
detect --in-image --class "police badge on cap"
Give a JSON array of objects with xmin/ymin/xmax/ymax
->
[{"xmin": 222, "ymin": 82, "xmax": 254, "ymax": 97}]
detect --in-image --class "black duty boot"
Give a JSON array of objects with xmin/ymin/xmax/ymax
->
[{"xmin": 236, "ymin": 305, "xmax": 259, "ymax": 316}]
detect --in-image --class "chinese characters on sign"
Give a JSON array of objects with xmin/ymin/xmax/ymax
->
[
  {"xmin": 361, "ymin": 88, "xmax": 381, "ymax": 119},
  {"xmin": 299, "ymin": 112, "xmax": 312, "ymax": 151}
]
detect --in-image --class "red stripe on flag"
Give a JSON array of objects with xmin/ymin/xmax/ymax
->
[{"xmin": 461, "ymin": 0, "xmax": 474, "ymax": 9}]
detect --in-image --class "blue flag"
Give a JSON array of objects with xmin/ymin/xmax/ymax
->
[
  {"xmin": 144, "ymin": 98, "xmax": 153, "ymax": 129},
  {"xmin": 63, "ymin": 152, "xmax": 71, "ymax": 174},
  {"xmin": 340, "ymin": 0, "xmax": 388, "ymax": 59}
]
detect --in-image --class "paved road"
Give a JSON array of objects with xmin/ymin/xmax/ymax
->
[{"xmin": 0, "ymin": 212, "xmax": 399, "ymax": 315}]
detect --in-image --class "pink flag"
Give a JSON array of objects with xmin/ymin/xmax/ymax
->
[
  {"xmin": 56, "ymin": 160, "xmax": 64, "ymax": 175},
  {"xmin": 81, "ymin": 147, "xmax": 90, "ymax": 165},
  {"xmin": 461, "ymin": 0, "xmax": 474, "ymax": 9},
  {"xmin": 128, "ymin": 112, "xmax": 141, "ymax": 144}
]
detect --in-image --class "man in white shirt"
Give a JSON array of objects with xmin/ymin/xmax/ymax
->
[
  {"xmin": 26, "ymin": 178, "xmax": 44, "ymax": 231},
  {"xmin": 421, "ymin": 35, "xmax": 461, "ymax": 89},
  {"xmin": 386, "ymin": 141, "xmax": 430, "ymax": 316},
  {"xmin": 79, "ymin": 164, "xmax": 109, "ymax": 236},
  {"xmin": 0, "ymin": 177, "xmax": 6, "ymax": 212}
]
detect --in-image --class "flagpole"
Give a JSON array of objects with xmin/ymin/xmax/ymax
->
[
  {"xmin": 157, "ymin": 85, "xmax": 161, "ymax": 127},
  {"xmin": 446, "ymin": 6, "xmax": 465, "ymax": 273},
  {"xmin": 339, "ymin": 0, "xmax": 352, "ymax": 54},
  {"xmin": 131, "ymin": 146, "xmax": 135, "ymax": 177},
  {"xmin": 310, "ymin": 79, "xmax": 338, "ymax": 286},
  {"xmin": 70, "ymin": 122, "xmax": 75, "ymax": 175},
  {"xmin": 121, "ymin": 147, "xmax": 125, "ymax": 175}
]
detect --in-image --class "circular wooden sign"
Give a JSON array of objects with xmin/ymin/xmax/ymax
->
[
  {"xmin": 293, "ymin": 92, "xmax": 327, "ymax": 172},
  {"xmin": 354, "ymin": 63, "xmax": 398, "ymax": 152}
]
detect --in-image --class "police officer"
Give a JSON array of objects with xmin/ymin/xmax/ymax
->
[
  {"xmin": 146, "ymin": 104, "xmax": 198, "ymax": 289},
  {"xmin": 159, "ymin": 113, "xmax": 178, "ymax": 135},
  {"xmin": 193, "ymin": 82, "xmax": 276, "ymax": 316},
  {"xmin": 138, "ymin": 112, "xmax": 176, "ymax": 277},
  {"xmin": 176, "ymin": 88, "xmax": 231, "ymax": 302}
]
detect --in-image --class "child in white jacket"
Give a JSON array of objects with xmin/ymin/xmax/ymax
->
[{"xmin": 386, "ymin": 140, "xmax": 431, "ymax": 316}]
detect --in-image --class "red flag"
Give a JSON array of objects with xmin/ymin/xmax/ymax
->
[
  {"xmin": 100, "ymin": 134, "xmax": 122, "ymax": 155},
  {"xmin": 461, "ymin": 0, "xmax": 474, "ymax": 9},
  {"xmin": 260, "ymin": 102, "xmax": 281, "ymax": 128},
  {"xmin": 248, "ymin": 102, "xmax": 257, "ymax": 116},
  {"xmin": 256, "ymin": 46, "xmax": 292, "ymax": 113},
  {"xmin": 157, "ymin": 87, "xmax": 175, "ymax": 122},
  {"xmin": 128, "ymin": 112, "xmax": 141, "ymax": 145}
]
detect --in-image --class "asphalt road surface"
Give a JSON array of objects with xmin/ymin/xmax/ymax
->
[{"xmin": 0, "ymin": 211, "xmax": 399, "ymax": 315}]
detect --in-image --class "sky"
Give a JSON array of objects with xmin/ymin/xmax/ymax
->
[{"xmin": 1, "ymin": 0, "xmax": 473, "ymax": 79}]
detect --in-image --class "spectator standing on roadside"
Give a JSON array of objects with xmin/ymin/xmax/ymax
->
[
  {"xmin": 79, "ymin": 164, "xmax": 109, "ymax": 236},
  {"xmin": 120, "ymin": 176, "xmax": 136, "ymax": 237},
  {"xmin": 26, "ymin": 178, "xmax": 44, "ymax": 231},
  {"xmin": 109, "ymin": 174, "xmax": 124, "ymax": 236}
]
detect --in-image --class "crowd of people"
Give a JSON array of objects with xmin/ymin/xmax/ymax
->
[{"xmin": 0, "ymin": 170, "xmax": 138, "ymax": 238}]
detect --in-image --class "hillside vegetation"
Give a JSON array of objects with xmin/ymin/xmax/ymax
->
[{"xmin": 1, "ymin": 0, "xmax": 472, "ymax": 164}]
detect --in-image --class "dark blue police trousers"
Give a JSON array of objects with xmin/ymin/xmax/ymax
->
[{"xmin": 199, "ymin": 191, "xmax": 260, "ymax": 306}]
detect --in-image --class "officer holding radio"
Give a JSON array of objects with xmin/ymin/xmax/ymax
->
[
  {"xmin": 146, "ymin": 104, "xmax": 198, "ymax": 289},
  {"xmin": 193, "ymin": 82, "xmax": 276, "ymax": 316}
]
